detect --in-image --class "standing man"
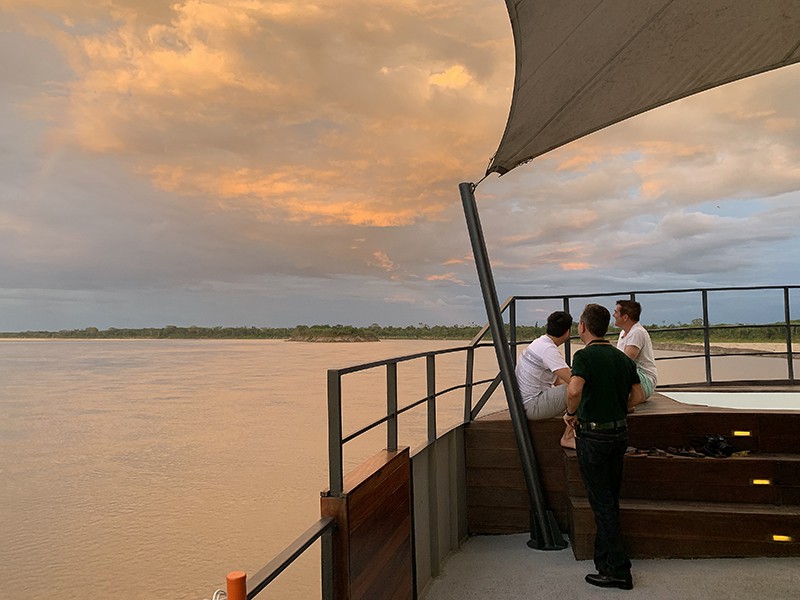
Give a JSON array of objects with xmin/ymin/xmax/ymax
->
[
  {"xmin": 614, "ymin": 299, "xmax": 657, "ymax": 408},
  {"xmin": 515, "ymin": 310, "xmax": 572, "ymax": 420},
  {"xmin": 564, "ymin": 304, "xmax": 643, "ymax": 590}
]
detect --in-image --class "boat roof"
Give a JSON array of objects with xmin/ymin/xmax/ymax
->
[{"xmin": 488, "ymin": 1, "xmax": 800, "ymax": 175}]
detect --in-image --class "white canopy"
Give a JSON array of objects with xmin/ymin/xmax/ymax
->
[{"xmin": 488, "ymin": 0, "xmax": 800, "ymax": 175}]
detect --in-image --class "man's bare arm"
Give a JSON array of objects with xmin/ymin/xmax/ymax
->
[
  {"xmin": 623, "ymin": 345, "xmax": 641, "ymax": 361},
  {"xmin": 553, "ymin": 366, "xmax": 572, "ymax": 386}
]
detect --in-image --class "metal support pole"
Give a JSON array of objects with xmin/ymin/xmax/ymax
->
[
  {"xmin": 426, "ymin": 355, "xmax": 437, "ymax": 444},
  {"xmin": 459, "ymin": 182, "xmax": 566, "ymax": 550},
  {"xmin": 464, "ymin": 347, "xmax": 475, "ymax": 423},
  {"xmin": 701, "ymin": 291, "xmax": 712, "ymax": 385},
  {"xmin": 510, "ymin": 298, "xmax": 518, "ymax": 365},
  {"xmin": 327, "ymin": 369, "xmax": 343, "ymax": 496},
  {"xmin": 387, "ymin": 362, "xmax": 398, "ymax": 451},
  {"xmin": 321, "ymin": 525, "xmax": 334, "ymax": 600},
  {"xmin": 784, "ymin": 287, "xmax": 795, "ymax": 382},
  {"xmin": 563, "ymin": 297, "xmax": 572, "ymax": 366}
]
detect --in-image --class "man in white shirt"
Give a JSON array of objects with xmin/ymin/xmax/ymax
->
[
  {"xmin": 613, "ymin": 299, "xmax": 658, "ymax": 409},
  {"xmin": 515, "ymin": 311, "xmax": 573, "ymax": 420}
]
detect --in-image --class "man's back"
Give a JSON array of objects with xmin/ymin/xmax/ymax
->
[{"xmin": 515, "ymin": 335, "xmax": 565, "ymax": 398}]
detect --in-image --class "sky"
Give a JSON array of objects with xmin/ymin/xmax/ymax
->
[{"xmin": 1, "ymin": 1, "xmax": 799, "ymax": 331}]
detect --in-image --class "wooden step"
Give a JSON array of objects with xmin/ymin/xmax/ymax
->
[
  {"xmin": 569, "ymin": 496, "xmax": 800, "ymax": 560},
  {"xmin": 565, "ymin": 451, "xmax": 800, "ymax": 505}
]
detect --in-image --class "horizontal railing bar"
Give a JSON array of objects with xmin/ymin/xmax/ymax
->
[
  {"xmin": 341, "ymin": 376, "xmax": 497, "ymax": 444},
  {"xmin": 512, "ymin": 284, "xmax": 799, "ymax": 301},
  {"xmin": 246, "ymin": 517, "xmax": 335, "ymax": 599},
  {"xmin": 332, "ymin": 342, "xmax": 494, "ymax": 376}
]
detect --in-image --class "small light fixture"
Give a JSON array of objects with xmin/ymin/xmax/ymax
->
[
  {"xmin": 732, "ymin": 430, "xmax": 751, "ymax": 437},
  {"xmin": 751, "ymin": 479, "xmax": 772, "ymax": 485},
  {"xmin": 772, "ymin": 534, "xmax": 793, "ymax": 542}
]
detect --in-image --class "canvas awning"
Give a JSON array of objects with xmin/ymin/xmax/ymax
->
[{"xmin": 488, "ymin": 0, "xmax": 800, "ymax": 175}]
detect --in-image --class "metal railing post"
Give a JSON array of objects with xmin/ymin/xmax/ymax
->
[
  {"xmin": 387, "ymin": 362, "xmax": 398, "ymax": 451},
  {"xmin": 702, "ymin": 290, "xmax": 712, "ymax": 385},
  {"xmin": 784, "ymin": 287, "xmax": 795, "ymax": 382},
  {"xmin": 563, "ymin": 297, "xmax": 572, "ymax": 365},
  {"xmin": 426, "ymin": 355, "xmax": 437, "ymax": 443},
  {"xmin": 510, "ymin": 298, "xmax": 518, "ymax": 365},
  {"xmin": 321, "ymin": 526, "xmax": 333, "ymax": 600},
  {"xmin": 464, "ymin": 347, "xmax": 475, "ymax": 423},
  {"xmin": 327, "ymin": 369, "xmax": 344, "ymax": 496}
]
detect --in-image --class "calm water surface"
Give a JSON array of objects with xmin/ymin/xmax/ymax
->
[{"xmin": 0, "ymin": 339, "xmax": 502, "ymax": 600}]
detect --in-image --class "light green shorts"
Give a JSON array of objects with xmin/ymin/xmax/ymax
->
[{"xmin": 638, "ymin": 369, "xmax": 655, "ymax": 399}]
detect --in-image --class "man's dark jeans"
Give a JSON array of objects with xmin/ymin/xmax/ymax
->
[{"xmin": 576, "ymin": 427, "xmax": 631, "ymax": 577}]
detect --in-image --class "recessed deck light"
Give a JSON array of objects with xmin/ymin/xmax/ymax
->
[
  {"xmin": 732, "ymin": 430, "xmax": 751, "ymax": 437},
  {"xmin": 751, "ymin": 479, "xmax": 772, "ymax": 485},
  {"xmin": 772, "ymin": 535, "xmax": 793, "ymax": 542}
]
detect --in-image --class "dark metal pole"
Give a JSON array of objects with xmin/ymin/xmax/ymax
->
[
  {"xmin": 784, "ymin": 287, "xmax": 795, "ymax": 382},
  {"xmin": 387, "ymin": 362, "xmax": 398, "ymax": 451},
  {"xmin": 563, "ymin": 297, "xmax": 572, "ymax": 366},
  {"xmin": 327, "ymin": 369, "xmax": 343, "ymax": 496},
  {"xmin": 459, "ymin": 181, "xmax": 566, "ymax": 550},
  {"xmin": 701, "ymin": 290, "xmax": 712, "ymax": 385}
]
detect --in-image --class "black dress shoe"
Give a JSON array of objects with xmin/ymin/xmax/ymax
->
[{"xmin": 585, "ymin": 572, "xmax": 633, "ymax": 590}]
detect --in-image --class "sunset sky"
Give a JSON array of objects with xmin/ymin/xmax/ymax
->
[{"xmin": 1, "ymin": 1, "xmax": 799, "ymax": 331}]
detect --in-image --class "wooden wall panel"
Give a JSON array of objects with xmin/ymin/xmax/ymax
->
[{"xmin": 321, "ymin": 448, "xmax": 413, "ymax": 600}]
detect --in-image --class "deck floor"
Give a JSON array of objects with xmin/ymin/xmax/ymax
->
[{"xmin": 420, "ymin": 533, "xmax": 800, "ymax": 599}]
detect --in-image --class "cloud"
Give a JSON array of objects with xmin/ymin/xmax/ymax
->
[
  {"xmin": 426, "ymin": 272, "xmax": 465, "ymax": 285},
  {"xmin": 1, "ymin": 2, "xmax": 799, "ymax": 329},
  {"xmin": 6, "ymin": 0, "xmax": 513, "ymax": 230}
]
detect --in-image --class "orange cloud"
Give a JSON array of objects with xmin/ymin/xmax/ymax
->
[
  {"xmin": 426, "ymin": 272, "xmax": 465, "ymax": 285},
  {"xmin": 371, "ymin": 251, "xmax": 396, "ymax": 272},
  {"xmin": 429, "ymin": 65, "xmax": 473, "ymax": 90},
  {"xmin": 560, "ymin": 262, "xmax": 593, "ymax": 271}
]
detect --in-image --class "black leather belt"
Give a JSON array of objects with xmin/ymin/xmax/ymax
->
[{"xmin": 577, "ymin": 418, "xmax": 627, "ymax": 432}]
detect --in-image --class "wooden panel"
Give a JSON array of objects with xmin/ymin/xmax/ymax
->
[
  {"xmin": 467, "ymin": 400, "xmax": 800, "ymax": 557},
  {"xmin": 570, "ymin": 496, "xmax": 800, "ymax": 559},
  {"xmin": 321, "ymin": 448, "xmax": 413, "ymax": 600}
]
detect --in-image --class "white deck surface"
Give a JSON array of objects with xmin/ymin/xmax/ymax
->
[
  {"xmin": 661, "ymin": 391, "xmax": 800, "ymax": 411},
  {"xmin": 420, "ymin": 534, "xmax": 800, "ymax": 600}
]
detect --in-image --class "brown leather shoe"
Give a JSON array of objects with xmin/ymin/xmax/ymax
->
[{"xmin": 585, "ymin": 572, "xmax": 633, "ymax": 590}]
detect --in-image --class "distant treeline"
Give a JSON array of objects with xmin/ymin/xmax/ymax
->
[
  {"xmin": 1, "ymin": 320, "xmax": 798, "ymax": 342},
  {"xmin": 0, "ymin": 324, "xmax": 486, "ymax": 340}
]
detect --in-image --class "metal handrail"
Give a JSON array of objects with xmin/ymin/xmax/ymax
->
[
  {"xmin": 326, "ymin": 340, "xmax": 497, "ymax": 496},
  {"xmin": 220, "ymin": 284, "xmax": 798, "ymax": 598},
  {"xmin": 244, "ymin": 518, "xmax": 335, "ymax": 599}
]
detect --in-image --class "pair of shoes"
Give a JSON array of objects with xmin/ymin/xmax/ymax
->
[{"xmin": 585, "ymin": 572, "xmax": 633, "ymax": 590}]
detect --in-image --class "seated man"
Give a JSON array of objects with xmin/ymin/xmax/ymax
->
[
  {"xmin": 613, "ymin": 299, "xmax": 658, "ymax": 409},
  {"xmin": 515, "ymin": 310, "xmax": 573, "ymax": 421}
]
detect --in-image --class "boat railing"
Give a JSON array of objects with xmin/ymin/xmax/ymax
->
[
  {"xmin": 326, "ymin": 340, "xmax": 501, "ymax": 495},
  {"xmin": 214, "ymin": 284, "xmax": 797, "ymax": 599},
  {"xmin": 506, "ymin": 285, "xmax": 798, "ymax": 386}
]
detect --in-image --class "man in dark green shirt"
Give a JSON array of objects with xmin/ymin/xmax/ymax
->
[{"xmin": 564, "ymin": 304, "xmax": 644, "ymax": 591}]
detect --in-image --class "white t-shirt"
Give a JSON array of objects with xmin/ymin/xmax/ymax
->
[
  {"xmin": 515, "ymin": 335, "xmax": 569, "ymax": 400},
  {"xmin": 617, "ymin": 322, "xmax": 657, "ymax": 386}
]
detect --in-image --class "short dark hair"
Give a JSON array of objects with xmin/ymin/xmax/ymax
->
[
  {"xmin": 546, "ymin": 311, "xmax": 573, "ymax": 337},
  {"xmin": 580, "ymin": 304, "xmax": 610, "ymax": 338},
  {"xmin": 615, "ymin": 299, "xmax": 641, "ymax": 322}
]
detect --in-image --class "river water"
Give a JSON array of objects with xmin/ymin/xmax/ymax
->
[
  {"xmin": 0, "ymin": 339, "xmax": 504, "ymax": 600},
  {"xmin": 1, "ymin": 339, "xmax": 796, "ymax": 600}
]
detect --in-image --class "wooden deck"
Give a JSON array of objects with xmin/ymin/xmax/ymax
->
[{"xmin": 465, "ymin": 388, "xmax": 800, "ymax": 559}]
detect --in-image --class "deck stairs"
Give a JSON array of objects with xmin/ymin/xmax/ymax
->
[{"xmin": 465, "ymin": 392, "xmax": 800, "ymax": 559}]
